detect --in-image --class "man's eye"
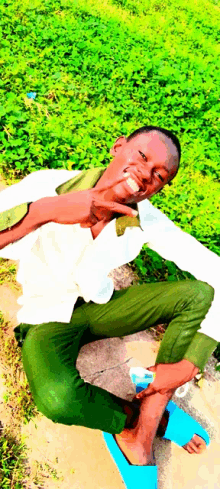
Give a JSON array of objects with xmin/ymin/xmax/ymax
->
[
  {"xmin": 139, "ymin": 150, "xmax": 147, "ymax": 162},
  {"xmin": 139, "ymin": 151, "xmax": 164, "ymax": 182},
  {"xmin": 155, "ymin": 172, "xmax": 164, "ymax": 182}
]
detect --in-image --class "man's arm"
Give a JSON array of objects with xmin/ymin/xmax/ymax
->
[
  {"xmin": 0, "ymin": 197, "xmax": 56, "ymax": 250},
  {"xmin": 0, "ymin": 200, "xmax": 41, "ymax": 250},
  {"xmin": 134, "ymin": 360, "xmax": 199, "ymax": 400},
  {"xmin": 0, "ymin": 168, "xmax": 85, "ymax": 258}
]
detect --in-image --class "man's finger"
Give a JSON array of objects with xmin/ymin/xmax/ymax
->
[
  {"xmin": 135, "ymin": 388, "xmax": 151, "ymax": 400},
  {"xmin": 94, "ymin": 198, "xmax": 138, "ymax": 218},
  {"xmin": 135, "ymin": 383, "xmax": 158, "ymax": 399},
  {"xmin": 93, "ymin": 174, "xmax": 130, "ymax": 194}
]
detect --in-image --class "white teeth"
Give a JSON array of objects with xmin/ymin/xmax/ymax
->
[{"xmin": 126, "ymin": 177, "xmax": 139, "ymax": 192}]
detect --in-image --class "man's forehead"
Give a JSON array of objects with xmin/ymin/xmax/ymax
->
[
  {"xmin": 129, "ymin": 131, "xmax": 178, "ymax": 168},
  {"xmin": 129, "ymin": 132, "xmax": 167, "ymax": 155}
]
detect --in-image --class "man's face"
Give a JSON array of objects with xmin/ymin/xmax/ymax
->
[{"xmin": 95, "ymin": 131, "xmax": 179, "ymax": 205}]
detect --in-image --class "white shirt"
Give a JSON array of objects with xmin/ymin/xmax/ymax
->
[{"xmin": 0, "ymin": 169, "xmax": 219, "ymax": 341}]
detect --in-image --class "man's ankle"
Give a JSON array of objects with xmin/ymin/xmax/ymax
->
[
  {"xmin": 156, "ymin": 409, "xmax": 169, "ymax": 437},
  {"xmin": 121, "ymin": 400, "xmax": 140, "ymax": 430}
]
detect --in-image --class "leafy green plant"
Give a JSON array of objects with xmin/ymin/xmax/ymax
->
[
  {"xmin": 0, "ymin": 0, "xmax": 219, "ymax": 179},
  {"xmin": 131, "ymin": 246, "xmax": 196, "ymax": 284},
  {"xmin": 213, "ymin": 345, "xmax": 220, "ymax": 370}
]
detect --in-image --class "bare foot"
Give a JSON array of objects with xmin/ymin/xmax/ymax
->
[
  {"xmin": 113, "ymin": 393, "xmax": 169, "ymax": 466},
  {"xmin": 114, "ymin": 432, "xmax": 156, "ymax": 466},
  {"xmin": 157, "ymin": 411, "xmax": 207, "ymax": 454},
  {"xmin": 183, "ymin": 434, "xmax": 206, "ymax": 454}
]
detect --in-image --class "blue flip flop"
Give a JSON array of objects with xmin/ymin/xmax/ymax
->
[
  {"xmin": 161, "ymin": 399, "xmax": 210, "ymax": 448},
  {"xmin": 131, "ymin": 369, "xmax": 210, "ymax": 449},
  {"xmin": 102, "ymin": 431, "xmax": 158, "ymax": 489}
]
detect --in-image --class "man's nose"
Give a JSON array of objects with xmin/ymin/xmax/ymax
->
[{"xmin": 137, "ymin": 165, "xmax": 152, "ymax": 183}]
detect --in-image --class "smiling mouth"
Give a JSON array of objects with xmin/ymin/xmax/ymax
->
[
  {"xmin": 123, "ymin": 172, "xmax": 142, "ymax": 193},
  {"xmin": 126, "ymin": 178, "xmax": 140, "ymax": 193}
]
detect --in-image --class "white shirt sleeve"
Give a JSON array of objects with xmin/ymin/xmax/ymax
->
[
  {"xmin": 140, "ymin": 199, "xmax": 220, "ymax": 342},
  {"xmin": 0, "ymin": 169, "xmax": 80, "ymax": 211}
]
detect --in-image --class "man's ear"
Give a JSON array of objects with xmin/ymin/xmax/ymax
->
[{"xmin": 110, "ymin": 136, "xmax": 127, "ymax": 156}]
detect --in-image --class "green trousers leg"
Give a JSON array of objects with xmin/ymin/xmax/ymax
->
[{"xmin": 14, "ymin": 279, "xmax": 217, "ymax": 434}]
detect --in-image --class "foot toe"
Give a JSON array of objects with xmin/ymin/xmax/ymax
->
[
  {"xmin": 193, "ymin": 434, "xmax": 207, "ymax": 450},
  {"xmin": 183, "ymin": 434, "xmax": 206, "ymax": 454}
]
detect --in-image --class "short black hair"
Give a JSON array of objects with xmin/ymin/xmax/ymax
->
[{"xmin": 126, "ymin": 125, "xmax": 181, "ymax": 181}]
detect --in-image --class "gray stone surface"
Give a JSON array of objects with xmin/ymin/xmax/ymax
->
[{"xmin": 77, "ymin": 329, "xmax": 219, "ymax": 441}]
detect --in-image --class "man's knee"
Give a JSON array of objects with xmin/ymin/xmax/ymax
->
[
  {"xmin": 21, "ymin": 331, "xmax": 84, "ymax": 425},
  {"xmin": 193, "ymin": 280, "xmax": 214, "ymax": 307},
  {"xmin": 34, "ymin": 381, "xmax": 83, "ymax": 425},
  {"xmin": 176, "ymin": 280, "xmax": 214, "ymax": 311}
]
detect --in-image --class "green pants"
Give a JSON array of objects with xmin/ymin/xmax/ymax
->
[{"xmin": 14, "ymin": 279, "xmax": 217, "ymax": 434}]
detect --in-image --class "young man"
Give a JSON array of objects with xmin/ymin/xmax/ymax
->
[{"xmin": 0, "ymin": 126, "xmax": 219, "ymax": 472}]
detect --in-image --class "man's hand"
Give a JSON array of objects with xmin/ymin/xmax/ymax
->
[
  {"xmin": 52, "ymin": 174, "xmax": 138, "ymax": 228},
  {"xmin": 133, "ymin": 359, "xmax": 199, "ymax": 401}
]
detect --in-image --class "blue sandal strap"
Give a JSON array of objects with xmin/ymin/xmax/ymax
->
[
  {"xmin": 103, "ymin": 432, "xmax": 158, "ymax": 489},
  {"xmin": 162, "ymin": 400, "xmax": 210, "ymax": 447},
  {"xmin": 132, "ymin": 373, "xmax": 210, "ymax": 449}
]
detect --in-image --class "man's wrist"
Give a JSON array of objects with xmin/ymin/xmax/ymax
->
[{"xmin": 177, "ymin": 359, "xmax": 200, "ymax": 376}]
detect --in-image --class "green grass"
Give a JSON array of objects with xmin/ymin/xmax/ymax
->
[
  {"xmin": 0, "ymin": 330, "xmax": 38, "ymax": 427},
  {"xmin": 0, "ymin": 259, "xmax": 21, "ymax": 289},
  {"xmin": 0, "ymin": 310, "xmax": 38, "ymax": 487},
  {"xmin": 0, "ymin": 426, "xmax": 29, "ymax": 489},
  {"xmin": 0, "ymin": 308, "xmax": 64, "ymax": 487},
  {"xmin": 0, "ymin": 424, "xmax": 62, "ymax": 487}
]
